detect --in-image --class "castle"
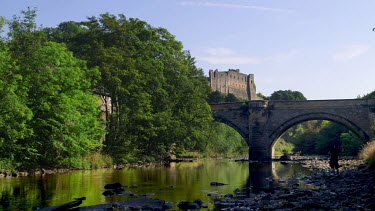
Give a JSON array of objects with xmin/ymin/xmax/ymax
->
[{"xmin": 208, "ymin": 69, "xmax": 259, "ymax": 101}]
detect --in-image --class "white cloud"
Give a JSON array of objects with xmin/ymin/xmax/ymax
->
[
  {"xmin": 199, "ymin": 47, "xmax": 298, "ymax": 65},
  {"xmin": 205, "ymin": 47, "xmax": 236, "ymax": 56},
  {"xmin": 177, "ymin": 1, "xmax": 291, "ymax": 13},
  {"xmin": 332, "ymin": 44, "xmax": 370, "ymax": 62}
]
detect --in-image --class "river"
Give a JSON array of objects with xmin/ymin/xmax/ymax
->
[{"xmin": 0, "ymin": 159, "xmax": 312, "ymax": 210}]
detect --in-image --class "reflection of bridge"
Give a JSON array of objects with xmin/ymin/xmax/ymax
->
[{"xmin": 211, "ymin": 99, "xmax": 375, "ymax": 161}]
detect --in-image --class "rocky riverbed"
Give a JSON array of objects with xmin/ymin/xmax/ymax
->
[{"xmin": 215, "ymin": 159, "xmax": 375, "ymax": 210}]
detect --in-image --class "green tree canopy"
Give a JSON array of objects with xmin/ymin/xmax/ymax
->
[
  {"xmin": 0, "ymin": 9, "xmax": 104, "ymax": 170},
  {"xmin": 47, "ymin": 13, "xmax": 213, "ymax": 163},
  {"xmin": 269, "ymin": 90, "xmax": 307, "ymax": 101}
]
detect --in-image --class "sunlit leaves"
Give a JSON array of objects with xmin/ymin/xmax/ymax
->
[{"xmin": 47, "ymin": 13, "xmax": 213, "ymax": 163}]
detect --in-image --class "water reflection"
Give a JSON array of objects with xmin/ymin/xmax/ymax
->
[
  {"xmin": 246, "ymin": 162, "xmax": 273, "ymax": 194},
  {"xmin": 244, "ymin": 162, "xmax": 311, "ymax": 196},
  {"xmin": 0, "ymin": 160, "xmax": 311, "ymax": 210}
]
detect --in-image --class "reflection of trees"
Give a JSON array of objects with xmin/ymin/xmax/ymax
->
[
  {"xmin": 271, "ymin": 162, "xmax": 311, "ymax": 180},
  {"xmin": 0, "ymin": 176, "xmax": 53, "ymax": 210},
  {"xmin": 0, "ymin": 160, "xmax": 313, "ymax": 209}
]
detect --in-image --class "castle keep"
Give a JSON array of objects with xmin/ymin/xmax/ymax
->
[{"xmin": 209, "ymin": 69, "xmax": 258, "ymax": 100}]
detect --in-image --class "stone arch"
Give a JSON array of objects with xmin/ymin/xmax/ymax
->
[
  {"xmin": 213, "ymin": 117, "xmax": 249, "ymax": 145},
  {"xmin": 269, "ymin": 112, "xmax": 370, "ymax": 156}
]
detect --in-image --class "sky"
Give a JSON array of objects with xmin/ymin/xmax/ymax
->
[{"xmin": 1, "ymin": 0, "xmax": 375, "ymax": 100}]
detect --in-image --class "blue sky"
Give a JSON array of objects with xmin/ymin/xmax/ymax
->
[{"xmin": 1, "ymin": 0, "xmax": 375, "ymax": 100}]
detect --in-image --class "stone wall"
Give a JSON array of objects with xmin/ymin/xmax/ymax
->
[
  {"xmin": 211, "ymin": 99, "xmax": 375, "ymax": 161},
  {"xmin": 208, "ymin": 69, "xmax": 259, "ymax": 100}
]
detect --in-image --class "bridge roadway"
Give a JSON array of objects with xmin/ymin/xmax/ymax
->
[{"xmin": 210, "ymin": 99, "xmax": 375, "ymax": 161}]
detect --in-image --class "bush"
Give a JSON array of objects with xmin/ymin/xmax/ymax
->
[
  {"xmin": 358, "ymin": 140, "xmax": 375, "ymax": 168},
  {"xmin": 274, "ymin": 138, "xmax": 294, "ymax": 156}
]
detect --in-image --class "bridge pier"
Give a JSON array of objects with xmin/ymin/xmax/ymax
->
[{"xmin": 249, "ymin": 146, "xmax": 271, "ymax": 161}]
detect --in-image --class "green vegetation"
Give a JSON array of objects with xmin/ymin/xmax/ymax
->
[
  {"xmin": 267, "ymin": 90, "xmax": 366, "ymax": 157},
  {"xmin": 273, "ymin": 138, "xmax": 294, "ymax": 156},
  {"xmin": 204, "ymin": 122, "xmax": 248, "ymax": 158},
  {"xmin": 277, "ymin": 120, "xmax": 364, "ymax": 156},
  {"xmin": 359, "ymin": 140, "xmax": 375, "ymax": 168},
  {"xmin": 267, "ymin": 90, "xmax": 307, "ymax": 101},
  {"xmin": 207, "ymin": 91, "xmax": 240, "ymax": 103},
  {"xmin": 358, "ymin": 91, "xmax": 375, "ymax": 167},
  {"xmin": 1, "ymin": 10, "xmax": 216, "ymax": 170},
  {"xmin": 1, "ymin": 10, "xmax": 104, "ymax": 170},
  {"xmin": 1, "ymin": 10, "xmax": 373, "ymax": 171}
]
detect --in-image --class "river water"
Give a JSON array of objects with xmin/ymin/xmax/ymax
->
[{"xmin": 0, "ymin": 160, "xmax": 312, "ymax": 210}]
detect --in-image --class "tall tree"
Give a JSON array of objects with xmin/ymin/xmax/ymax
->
[
  {"xmin": 2, "ymin": 9, "xmax": 104, "ymax": 169},
  {"xmin": 0, "ymin": 33, "xmax": 33, "ymax": 170},
  {"xmin": 47, "ymin": 13, "xmax": 213, "ymax": 163}
]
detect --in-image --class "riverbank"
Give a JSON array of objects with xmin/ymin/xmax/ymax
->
[
  {"xmin": 216, "ymin": 158, "xmax": 375, "ymax": 210},
  {"xmin": 0, "ymin": 161, "xmax": 168, "ymax": 178}
]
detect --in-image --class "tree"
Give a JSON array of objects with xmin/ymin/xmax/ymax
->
[
  {"xmin": 207, "ymin": 91, "xmax": 225, "ymax": 103},
  {"xmin": 360, "ymin": 91, "xmax": 375, "ymax": 99},
  {"xmin": 257, "ymin": 93, "xmax": 267, "ymax": 100},
  {"xmin": 2, "ymin": 9, "xmax": 104, "ymax": 169},
  {"xmin": 269, "ymin": 90, "xmax": 307, "ymax": 101},
  {"xmin": 0, "ymin": 35, "xmax": 33, "ymax": 170},
  {"xmin": 225, "ymin": 93, "xmax": 239, "ymax": 102},
  {"xmin": 207, "ymin": 91, "xmax": 240, "ymax": 103},
  {"xmin": 47, "ymin": 13, "xmax": 213, "ymax": 163}
]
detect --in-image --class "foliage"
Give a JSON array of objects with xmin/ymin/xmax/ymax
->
[
  {"xmin": 257, "ymin": 92, "xmax": 267, "ymax": 99},
  {"xmin": 0, "ymin": 9, "xmax": 105, "ymax": 170},
  {"xmin": 273, "ymin": 138, "xmax": 294, "ymax": 156},
  {"xmin": 277, "ymin": 120, "xmax": 365, "ymax": 156},
  {"xmin": 207, "ymin": 90, "xmax": 240, "ymax": 103},
  {"xmin": 269, "ymin": 90, "xmax": 307, "ymax": 101},
  {"xmin": 203, "ymin": 122, "xmax": 248, "ymax": 158},
  {"xmin": 0, "ymin": 29, "xmax": 33, "ymax": 170},
  {"xmin": 358, "ymin": 140, "xmax": 375, "ymax": 168},
  {"xmin": 359, "ymin": 91, "xmax": 375, "ymax": 99},
  {"xmin": 47, "ymin": 13, "xmax": 213, "ymax": 164},
  {"xmin": 269, "ymin": 89, "xmax": 365, "ymax": 157}
]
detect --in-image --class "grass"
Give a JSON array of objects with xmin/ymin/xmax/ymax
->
[{"xmin": 358, "ymin": 140, "xmax": 375, "ymax": 168}]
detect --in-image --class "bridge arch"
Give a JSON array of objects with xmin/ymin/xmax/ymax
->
[
  {"xmin": 213, "ymin": 117, "xmax": 249, "ymax": 145},
  {"xmin": 269, "ymin": 112, "xmax": 370, "ymax": 156}
]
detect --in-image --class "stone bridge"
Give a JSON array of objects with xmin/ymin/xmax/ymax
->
[{"xmin": 210, "ymin": 99, "xmax": 375, "ymax": 161}]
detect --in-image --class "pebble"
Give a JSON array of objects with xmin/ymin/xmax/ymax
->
[{"xmin": 214, "ymin": 159, "xmax": 375, "ymax": 210}]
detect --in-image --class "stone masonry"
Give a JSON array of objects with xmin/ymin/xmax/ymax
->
[
  {"xmin": 210, "ymin": 99, "xmax": 375, "ymax": 161},
  {"xmin": 208, "ymin": 69, "xmax": 259, "ymax": 100}
]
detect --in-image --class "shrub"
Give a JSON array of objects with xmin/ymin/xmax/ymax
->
[
  {"xmin": 82, "ymin": 152, "xmax": 113, "ymax": 169},
  {"xmin": 358, "ymin": 140, "xmax": 375, "ymax": 168}
]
